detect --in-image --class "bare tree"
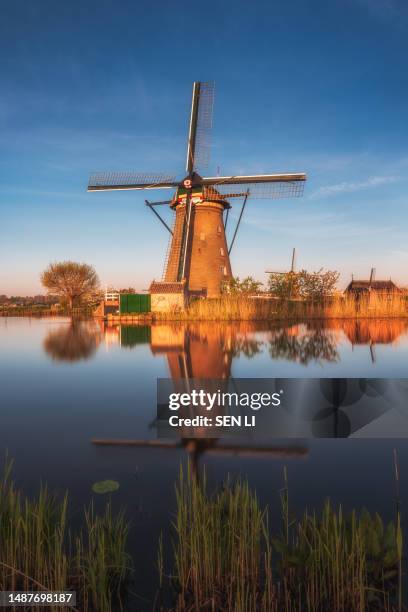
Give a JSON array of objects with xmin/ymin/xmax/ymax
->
[{"xmin": 41, "ymin": 261, "xmax": 100, "ymax": 312}]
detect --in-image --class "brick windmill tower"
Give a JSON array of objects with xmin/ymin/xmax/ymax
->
[{"xmin": 88, "ymin": 82, "xmax": 306, "ymax": 306}]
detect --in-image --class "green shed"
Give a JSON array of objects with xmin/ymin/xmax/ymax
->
[
  {"xmin": 120, "ymin": 325, "xmax": 151, "ymax": 347},
  {"xmin": 120, "ymin": 293, "xmax": 151, "ymax": 314}
]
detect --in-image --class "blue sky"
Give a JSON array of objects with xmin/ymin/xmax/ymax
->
[{"xmin": 1, "ymin": 0, "xmax": 408, "ymax": 294}]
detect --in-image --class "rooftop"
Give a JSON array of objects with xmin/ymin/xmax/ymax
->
[{"xmin": 345, "ymin": 279, "xmax": 401, "ymax": 292}]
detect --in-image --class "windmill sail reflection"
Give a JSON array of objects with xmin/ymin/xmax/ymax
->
[
  {"xmin": 89, "ymin": 319, "xmax": 408, "ymax": 461},
  {"xmin": 149, "ymin": 322, "xmax": 298, "ymax": 471},
  {"xmin": 92, "ymin": 321, "xmax": 310, "ymax": 472}
]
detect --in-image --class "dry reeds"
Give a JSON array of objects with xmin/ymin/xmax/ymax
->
[{"xmin": 156, "ymin": 293, "xmax": 408, "ymax": 321}]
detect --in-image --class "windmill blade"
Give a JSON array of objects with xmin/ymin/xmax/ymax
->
[
  {"xmin": 203, "ymin": 173, "xmax": 306, "ymax": 185},
  {"xmin": 202, "ymin": 173, "xmax": 306, "ymax": 200},
  {"xmin": 88, "ymin": 172, "xmax": 178, "ymax": 192},
  {"xmin": 186, "ymin": 81, "xmax": 215, "ymax": 174},
  {"xmin": 205, "ymin": 445, "xmax": 308, "ymax": 458},
  {"xmin": 91, "ymin": 438, "xmax": 182, "ymax": 449},
  {"xmin": 91, "ymin": 439, "xmax": 308, "ymax": 459}
]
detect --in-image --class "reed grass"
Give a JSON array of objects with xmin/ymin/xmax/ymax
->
[
  {"xmin": 169, "ymin": 465, "xmax": 404, "ymax": 611},
  {"xmin": 157, "ymin": 294, "xmax": 408, "ymax": 321},
  {"xmin": 172, "ymin": 465, "xmax": 272, "ymax": 611},
  {"xmin": 0, "ymin": 457, "xmax": 131, "ymax": 611}
]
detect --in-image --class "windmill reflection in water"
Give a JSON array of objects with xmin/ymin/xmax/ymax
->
[
  {"xmin": 91, "ymin": 322, "xmax": 308, "ymax": 475},
  {"xmin": 41, "ymin": 320, "xmax": 408, "ymax": 472}
]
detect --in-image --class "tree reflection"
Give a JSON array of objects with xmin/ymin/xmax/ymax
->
[
  {"xmin": 269, "ymin": 326, "xmax": 339, "ymax": 365},
  {"xmin": 43, "ymin": 322, "xmax": 102, "ymax": 362},
  {"xmin": 231, "ymin": 336, "xmax": 264, "ymax": 359}
]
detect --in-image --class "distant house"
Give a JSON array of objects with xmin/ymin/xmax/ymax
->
[{"xmin": 344, "ymin": 279, "xmax": 401, "ymax": 297}]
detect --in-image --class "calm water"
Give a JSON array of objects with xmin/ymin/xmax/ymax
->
[{"xmin": 1, "ymin": 316, "xmax": 408, "ymax": 606}]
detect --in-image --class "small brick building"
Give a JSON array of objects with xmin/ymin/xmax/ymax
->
[{"xmin": 149, "ymin": 280, "xmax": 187, "ymax": 313}]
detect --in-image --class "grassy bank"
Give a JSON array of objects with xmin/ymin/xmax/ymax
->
[
  {"xmin": 165, "ymin": 466, "xmax": 404, "ymax": 611},
  {"xmin": 0, "ymin": 458, "xmax": 130, "ymax": 611},
  {"xmin": 154, "ymin": 294, "xmax": 408, "ymax": 321}
]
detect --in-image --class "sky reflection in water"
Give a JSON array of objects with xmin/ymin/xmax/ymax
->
[{"xmin": 1, "ymin": 317, "xmax": 408, "ymax": 601}]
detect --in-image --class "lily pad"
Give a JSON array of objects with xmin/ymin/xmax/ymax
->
[{"xmin": 92, "ymin": 480, "xmax": 120, "ymax": 494}]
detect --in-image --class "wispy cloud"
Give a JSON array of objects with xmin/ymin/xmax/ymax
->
[
  {"xmin": 234, "ymin": 210, "xmax": 395, "ymax": 240},
  {"xmin": 390, "ymin": 249, "xmax": 408, "ymax": 258},
  {"xmin": 355, "ymin": 0, "xmax": 403, "ymax": 19},
  {"xmin": 310, "ymin": 175, "xmax": 401, "ymax": 199}
]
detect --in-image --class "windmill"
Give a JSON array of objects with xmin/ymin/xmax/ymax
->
[
  {"xmin": 266, "ymin": 247, "xmax": 297, "ymax": 276},
  {"xmin": 88, "ymin": 82, "xmax": 307, "ymax": 298},
  {"xmin": 265, "ymin": 248, "xmax": 298, "ymax": 297}
]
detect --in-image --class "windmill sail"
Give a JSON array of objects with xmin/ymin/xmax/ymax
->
[
  {"xmin": 202, "ymin": 173, "xmax": 306, "ymax": 200},
  {"xmin": 88, "ymin": 172, "xmax": 177, "ymax": 191},
  {"xmin": 186, "ymin": 81, "xmax": 215, "ymax": 174}
]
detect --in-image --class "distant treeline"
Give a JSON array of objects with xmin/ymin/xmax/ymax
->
[{"xmin": 0, "ymin": 294, "xmax": 59, "ymax": 306}]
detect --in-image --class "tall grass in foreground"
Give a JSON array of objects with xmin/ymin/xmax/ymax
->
[
  {"xmin": 170, "ymin": 466, "xmax": 404, "ymax": 611},
  {"xmin": 173, "ymin": 467, "xmax": 271, "ymax": 611},
  {"xmin": 157, "ymin": 294, "xmax": 408, "ymax": 321},
  {"xmin": 0, "ymin": 458, "xmax": 131, "ymax": 611}
]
